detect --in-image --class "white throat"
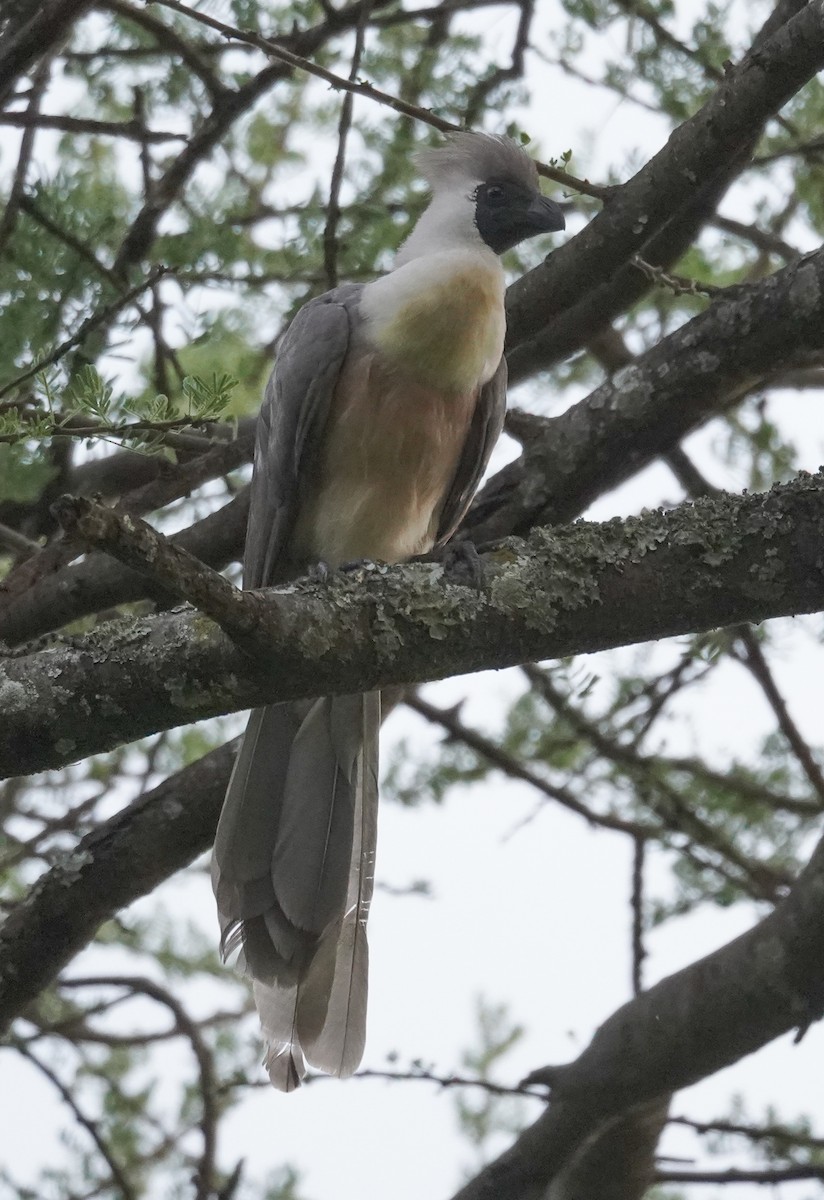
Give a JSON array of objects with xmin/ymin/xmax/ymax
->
[{"xmin": 395, "ymin": 188, "xmax": 487, "ymax": 267}]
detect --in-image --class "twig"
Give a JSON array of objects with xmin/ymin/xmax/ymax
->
[
  {"xmin": 60, "ymin": 976, "xmax": 218, "ymax": 1200},
  {"xmin": 463, "ymin": 0, "xmax": 533, "ymax": 126},
  {"xmin": 656, "ymin": 1165, "xmax": 824, "ymax": 1184},
  {"xmin": 323, "ymin": 3, "xmax": 371, "ymax": 288},
  {"xmin": 711, "ymin": 214, "xmax": 800, "ymax": 261},
  {"xmin": 0, "ymin": 411, "xmax": 231, "ymax": 447},
  {"xmin": 316, "ymin": 1064, "xmax": 545, "ymax": 1097},
  {"xmin": 631, "ymin": 834, "xmax": 646, "ymax": 995},
  {"xmin": 735, "ymin": 628, "xmax": 824, "ymax": 805},
  {"xmin": 0, "ymin": 521, "xmax": 40, "ymax": 557},
  {"xmin": 0, "ymin": 110, "xmax": 187, "ymax": 142},
  {"xmin": 405, "ymin": 690, "xmax": 653, "ymax": 838},
  {"xmin": 522, "ymin": 665, "xmax": 790, "ymax": 903},
  {"xmin": 14, "ymin": 1042, "xmax": 138, "ymax": 1200},
  {"xmin": 670, "ymin": 1112, "xmax": 824, "ymax": 1150},
  {"xmin": 0, "ymin": 267, "xmax": 170, "ymax": 401},
  {"xmin": 754, "ymin": 133, "xmax": 824, "ymax": 165},
  {"xmin": 148, "ymin": 0, "xmax": 607, "ymax": 200},
  {"xmin": 631, "ymin": 254, "xmax": 722, "ymax": 297},
  {"xmin": 17, "ymin": 194, "xmax": 124, "ymax": 289},
  {"xmin": 665, "ymin": 448, "xmax": 824, "ymax": 806},
  {"xmin": 0, "ymin": 52, "xmax": 51, "ymax": 255},
  {"xmin": 103, "ymin": 0, "xmax": 229, "ymax": 102}
]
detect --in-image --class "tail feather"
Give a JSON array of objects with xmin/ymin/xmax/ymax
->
[
  {"xmin": 299, "ymin": 691, "xmax": 379, "ymax": 1076},
  {"xmin": 272, "ymin": 694, "xmax": 364, "ymax": 933},
  {"xmin": 212, "ymin": 692, "xmax": 380, "ymax": 1089},
  {"xmin": 213, "ymin": 704, "xmax": 301, "ymax": 918},
  {"xmin": 254, "ymin": 978, "xmax": 304, "ymax": 1092}
]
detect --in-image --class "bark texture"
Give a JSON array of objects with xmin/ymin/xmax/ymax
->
[{"xmin": 3, "ymin": 472, "xmax": 824, "ymax": 779}]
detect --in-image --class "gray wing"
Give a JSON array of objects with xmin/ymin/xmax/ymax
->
[
  {"xmin": 243, "ymin": 282, "xmax": 363, "ymax": 588},
  {"xmin": 434, "ymin": 355, "xmax": 507, "ymax": 548},
  {"xmin": 215, "ymin": 282, "xmax": 378, "ymax": 1091}
]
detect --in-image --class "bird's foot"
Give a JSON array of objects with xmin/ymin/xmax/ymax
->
[
  {"xmin": 338, "ymin": 557, "xmax": 379, "ymax": 575},
  {"xmin": 307, "ymin": 558, "xmax": 381, "ymax": 583},
  {"xmin": 438, "ymin": 539, "xmax": 485, "ymax": 590},
  {"xmin": 307, "ymin": 560, "xmax": 331, "ymax": 583}
]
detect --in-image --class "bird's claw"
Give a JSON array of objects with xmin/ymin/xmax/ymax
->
[
  {"xmin": 307, "ymin": 560, "xmax": 331, "ymax": 583},
  {"xmin": 338, "ymin": 558, "xmax": 378, "ymax": 575},
  {"xmin": 439, "ymin": 539, "xmax": 485, "ymax": 590}
]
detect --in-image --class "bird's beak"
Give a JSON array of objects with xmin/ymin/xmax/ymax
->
[{"xmin": 525, "ymin": 194, "xmax": 566, "ymax": 233}]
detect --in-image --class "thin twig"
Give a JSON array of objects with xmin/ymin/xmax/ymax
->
[
  {"xmin": 631, "ymin": 254, "xmax": 722, "ymax": 298},
  {"xmin": 405, "ymin": 690, "xmax": 653, "ymax": 838},
  {"xmin": 148, "ymin": 0, "xmax": 607, "ymax": 200},
  {"xmin": 631, "ymin": 834, "xmax": 645, "ymax": 996},
  {"xmin": 14, "ymin": 1042, "xmax": 138, "ymax": 1200},
  {"xmin": 0, "ymin": 110, "xmax": 187, "ymax": 142},
  {"xmin": 735, "ymin": 628, "xmax": 824, "ymax": 805},
  {"xmin": 0, "ymin": 268, "xmax": 170, "ymax": 401},
  {"xmin": 0, "ymin": 53, "xmax": 51, "ymax": 255},
  {"xmin": 669, "ymin": 1112, "xmax": 824, "ymax": 1150},
  {"xmin": 323, "ymin": 2, "xmax": 371, "ymax": 288},
  {"xmin": 60, "ymin": 976, "xmax": 218, "ymax": 1200},
  {"xmin": 104, "ymin": 0, "xmax": 229, "ymax": 101},
  {"xmin": 656, "ymin": 1165, "xmax": 824, "ymax": 1184},
  {"xmin": 523, "ymin": 665, "xmax": 790, "ymax": 903},
  {"xmin": 665, "ymin": 448, "xmax": 824, "ymax": 806},
  {"xmin": 463, "ymin": 0, "xmax": 533, "ymax": 126}
]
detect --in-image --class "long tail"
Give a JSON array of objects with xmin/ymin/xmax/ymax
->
[{"xmin": 212, "ymin": 692, "xmax": 380, "ymax": 1090}]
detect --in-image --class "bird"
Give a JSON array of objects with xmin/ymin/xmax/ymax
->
[{"xmin": 212, "ymin": 131, "xmax": 565, "ymax": 1090}]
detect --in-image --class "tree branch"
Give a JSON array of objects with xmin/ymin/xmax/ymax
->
[
  {"xmin": 544, "ymin": 1098, "xmax": 671, "ymax": 1200},
  {"xmin": 503, "ymin": 0, "xmax": 824, "ymax": 359},
  {"xmin": 450, "ymin": 821, "xmax": 824, "ymax": 1199},
  {"xmin": 469, "ymin": 246, "xmax": 824, "ymax": 542},
  {"xmin": 4, "ymin": 472, "xmax": 824, "ymax": 778},
  {"xmin": 0, "ymin": 739, "xmax": 236, "ymax": 1035},
  {"xmin": 0, "ymin": 110, "xmax": 187, "ymax": 141},
  {"xmin": 0, "ymin": 490, "xmax": 250, "ymax": 647},
  {"xmin": 0, "ymin": 0, "xmax": 93, "ymax": 104},
  {"xmin": 148, "ymin": 0, "xmax": 604, "ymax": 200},
  {"xmin": 5, "ymin": 244, "xmax": 824, "ymax": 647},
  {"xmin": 656, "ymin": 1165, "xmax": 824, "ymax": 1184}
]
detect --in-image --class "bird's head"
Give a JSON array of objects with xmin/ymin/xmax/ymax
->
[{"xmin": 398, "ymin": 132, "xmax": 565, "ymax": 263}]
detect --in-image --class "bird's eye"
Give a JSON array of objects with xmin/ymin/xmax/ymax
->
[{"xmin": 485, "ymin": 185, "xmax": 505, "ymax": 204}]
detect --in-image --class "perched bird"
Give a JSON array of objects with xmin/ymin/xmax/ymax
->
[{"xmin": 212, "ymin": 132, "xmax": 565, "ymax": 1090}]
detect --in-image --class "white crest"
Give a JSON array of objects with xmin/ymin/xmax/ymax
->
[{"xmin": 414, "ymin": 132, "xmax": 539, "ymax": 192}]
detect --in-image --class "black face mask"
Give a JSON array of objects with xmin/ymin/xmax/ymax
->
[{"xmin": 474, "ymin": 178, "xmax": 565, "ymax": 254}]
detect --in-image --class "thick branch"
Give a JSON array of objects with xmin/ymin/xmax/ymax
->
[
  {"xmin": 0, "ymin": 0, "xmax": 93, "ymax": 103},
  {"xmin": 0, "ymin": 740, "xmax": 235, "ymax": 1035},
  {"xmin": 544, "ymin": 1098, "xmax": 671, "ymax": 1200},
  {"xmin": 3, "ymin": 473, "xmax": 824, "ymax": 778},
  {"xmin": 469, "ymin": 247, "xmax": 824, "ymax": 542},
  {"xmin": 450, "ymin": 822, "xmax": 824, "ymax": 1200},
  {"xmin": 50, "ymin": 494, "xmax": 260, "ymax": 652},
  {"xmin": 506, "ymin": 154, "xmax": 745, "ymax": 382},
  {"xmin": 503, "ymin": 0, "xmax": 824, "ymax": 354},
  {"xmin": 5, "ymin": 247, "xmax": 824, "ymax": 646}
]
